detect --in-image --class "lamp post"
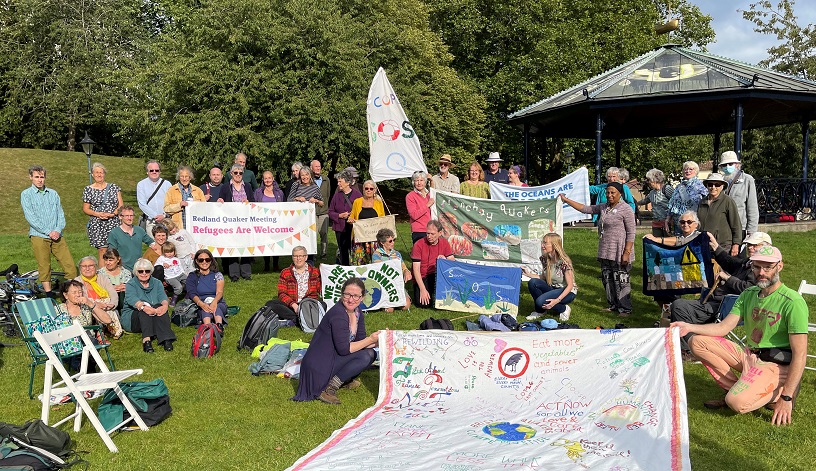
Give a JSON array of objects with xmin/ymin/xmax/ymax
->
[
  {"xmin": 79, "ymin": 132, "xmax": 95, "ymax": 185},
  {"xmin": 564, "ymin": 150, "xmax": 574, "ymax": 174}
]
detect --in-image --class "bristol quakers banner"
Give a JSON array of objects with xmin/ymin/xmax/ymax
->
[
  {"xmin": 367, "ymin": 67, "xmax": 428, "ymax": 182},
  {"xmin": 435, "ymin": 259, "xmax": 521, "ymax": 315},
  {"xmin": 489, "ymin": 167, "xmax": 591, "ymax": 223},
  {"xmin": 320, "ymin": 259, "xmax": 406, "ymax": 311},
  {"xmin": 431, "ymin": 189, "xmax": 562, "ymax": 272},
  {"xmin": 642, "ymin": 233, "xmax": 714, "ymax": 296},
  {"xmin": 185, "ymin": 202, "xmax": 316, "ymax": 257},
  {"xmin": 288, "ymin": 328, "xmax": 691, "ymax": 470}
]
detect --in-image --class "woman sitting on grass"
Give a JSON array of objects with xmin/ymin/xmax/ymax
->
[
  {"xmin": 292, "ymin": 277, "xmax": 379, "ymax": 404},
  {"xmin": 371, "ymin": 228, "xmax": 412, "ymax": 312},
  {"xmin": 522, "ymin": 233, "xmax": 577, "ymax": 322}
]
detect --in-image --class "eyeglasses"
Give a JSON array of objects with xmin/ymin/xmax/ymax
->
[
  {"xmin": 364, "ymin": 187, "xmax": 375, "ymax": 191},
  {"xmin": 342, "ymin": 293, "xmax": 363, "ymax": 300},
  {"xmin": 720, "ymin": 163, "xmax": 736, "ymax": 167},
  {"xmin": 439, "ymin": 163, "xmax": 449, "ymax": 167},
  {"xmin": 751, "ymin": 262, "xmax": 779, "ymax": 273},
  {"xmin": 679, "ymin": 220, "xmax": 695, "ymax": 225},
  {"xmin": 384, "ymin": 239, "xmax": 395, "ymax": 243},
  {"xmin": 136, "ymin": 269, "xmax": 151, "ymax": 274},
  {"xmin": 148, "ymin": 169, "xmax": 160, "ymax": 173},
  {"xmin": 705, "ymin": 182, "xmax": 724, "ymax": 188},
  {"xmin": 233, "ymin": 171, "xmax": 243, "ymax": 175},
  {"xmin": 196, "ymin": 257, "xmax": 212, "ymax": 263}
]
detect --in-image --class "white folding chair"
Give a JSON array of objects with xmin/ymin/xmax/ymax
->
[
  {"xmin": 32, "ymin": 320, "xmax": 148, "ymax": 453},
  {"xmin": 797, "ymin": 280, "xmax": 816, "ymax": 372}
]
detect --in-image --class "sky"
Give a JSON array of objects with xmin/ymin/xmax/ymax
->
[{"xmin": 691, "ymin": 0, "xmax": 816, "ymax": 65}]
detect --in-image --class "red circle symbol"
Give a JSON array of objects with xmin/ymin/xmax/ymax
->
[
  {"xmin": 377, "ymin": 120, "xmax": 401, "ymax": 141},
  {"xmin": 498, "ymin": 347, "xmax": 529, "ymax": 378}
]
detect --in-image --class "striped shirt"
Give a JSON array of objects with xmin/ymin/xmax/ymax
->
[{"xmin": 21, "ymin": 185, "xmax": 66, "ymax": 238}]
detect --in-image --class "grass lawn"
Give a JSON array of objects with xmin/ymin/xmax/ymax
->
[{"xmin": 1, "ymin": 149, "xmax": 816, "ymax": 469}]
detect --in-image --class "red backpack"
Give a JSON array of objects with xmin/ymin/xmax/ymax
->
[{"xmin": 191, "ymin": 324, "xmax": 222, "ymax": 359}]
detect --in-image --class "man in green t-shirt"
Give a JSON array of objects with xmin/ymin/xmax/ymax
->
[{"xmin": 672, "ymin": 246, "xmax": 808, "ymax": 426}]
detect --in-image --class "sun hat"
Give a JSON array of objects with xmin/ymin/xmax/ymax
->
[
  {"xmin": 486, "ymin": 152, "xmax": 502, "ymax": 162},
  {"xmin": 719, "ymin": 151, "xmax": 740, "ymax": 166},
  {"xmin": 703, "ymin": 173, "xmax": 727, "ymax": 185},
  {"xmin": 438, "ymin": 154, "xmax": 455, "ymax": 166},
  {"xmin": 743, "ymin": 232, "xmax": 772, "ymax": 245}
]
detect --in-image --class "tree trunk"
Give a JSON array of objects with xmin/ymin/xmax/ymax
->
[{"xmin": 67, "ymin": 124, "xmax": 76, "ymax": 151}]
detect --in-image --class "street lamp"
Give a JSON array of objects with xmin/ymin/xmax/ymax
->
[
  {"xmin": 564, "ymin": 150, "xmax": 574, "ymax": 173},
  {"xmin": 79, "ymin": 132, "xmax": 95, "ymax": 185}
]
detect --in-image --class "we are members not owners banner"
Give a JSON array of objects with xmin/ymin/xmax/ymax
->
[{"xmin": 185, "ymin": 202, "xmax": 316, "ymax": 257}]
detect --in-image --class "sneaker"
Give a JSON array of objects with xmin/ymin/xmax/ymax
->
[
  {"xmin": 526, "ymin": 312, "xmax": 540, "ymax": 321},
  {"xmin": 559, "ymin": 305, "xmax": 572, "ymax": 322}
]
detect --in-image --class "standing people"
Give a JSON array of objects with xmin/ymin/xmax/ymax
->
[
  {"xmin": 311, "ymin": 160, "xmax": 332, "ymax": 260},
  {"xmin": 460, "ymin": 161, "xmax": 490, "ymax": 198},
  {"xmin": 218, "ymin": 163, "xmax": 256, "ymax": 281},
  {"xmin": 483, "ymin": 152, "xmax": 509, "ymax": 184},
  {"xmin": 21, "ymin": 165, "xmax": 77, "ymax": 297},
  {"xmin": 719, "ymin": 151, "xmax": 759, "ymax": 238},
  {"xmin": 522, "ymin": 233, "xmax": 577, "ymax": 322},
  {"xmin": 163, "ymin": 166, "xmax": 205, "ymax": 229},
  {"xmin": 507, "ymin": 165, "xmax": 528, "ymax": 187},
  {"xmin": 638, "ymin": 168, "xmax": 674, "ymax": 237},
  {"xmin": 255, "ymin": 170, "xmax": 285, "ymax": 272},
  {"xmin": 698, "ymin": 173, "xmax": 741, "ymax": 256},
  {"xmin": 284, "ymin": 162, "xmax": 304, "ymax": 201},
  {"xmin": 348, "ymin": 180, "xmax": 385, "ymax": 265},
  {"xmin": 588, "ymin": 167, "xmax": 636, "ymax": 223},
  {"xmin": 234, "ymin": 153, "xmax": 259, "ymax": 191},
  {"xmin": 292, "ymin": 277, "xmax": 379, "ymax": 404},
  {"xmin": 667, "ymin": 161, "xmax": 708, "ymax": 235},
  {"xmin": 107, "ymin": 206, "xmax": 156, "ymax": 271},
  {"xmin": 411, "ymin": 220, "xmax": 454, "ymax": 308},
  {"xmin": 136, "ymin": 160, "xmax": 171, "ymax": 235},
  {"xmin": 83, "ymin": 162, "xmax": 123, "ymax": 261},
  {"xmin": 672, "ymin": 246, "xmax": 807, "ymax": 425},
  {"xmin": 328, "ymin": 170, "xmax": 362, "ymax": 266},
  {"xmin": 560, "ymin": 183, "xmax": 636, "ymax": 316},
  {"xmin": 431, "ymin": 154, "xmax": 460, "ymax": 193},
  {"xmin": 406, "ymin": 171, "xmax": 433, "ymax": 244},
  {"xmin": 202, "ymin": 165, "xmax": 224, "ymax": 202}
]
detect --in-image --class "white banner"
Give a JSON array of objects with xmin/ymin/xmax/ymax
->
[
  {"xmin": 367, "ymin": 67, "xmax": 428, "ymax": 182},
  {"xmin": 320, "ymin": 259, "xmax": 406, "ymax": 311},
  {"xmin": 289, "ymin": 328, "xmax": 690, "ymax": 471},
  {"xmin": 353, "ymin": 215, "xmax": 396, "ymax": 243},
  {"xmin": 185, "ymin": 202, "xmax": 316, "ymax": 257},
  {"xmin": 489, "ymin": 167, "xmax": 591, "ymax": 223}
]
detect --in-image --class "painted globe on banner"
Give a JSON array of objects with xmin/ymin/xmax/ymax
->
[
  {"xmin": 482, "ymin": 422, "xmax": 537, "ymax": 442},
  {"xmin": 361, "ymin": 278, "xmax": 383, "ymax": 310}
]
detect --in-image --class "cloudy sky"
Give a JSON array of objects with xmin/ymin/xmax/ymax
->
[{"xmin": 692, "ymin": 0, "xmax": 816, "ymax": 64}]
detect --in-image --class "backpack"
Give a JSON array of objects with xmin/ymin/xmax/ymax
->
[
  {"xmin": 237, "ymin": 301, "xmax": 281, "ymax": 351},
  {"xmin": 419, "ymin": 317, "xmax": 454, "ymax": 330},
  {"xmin": 171, "ymin": 299, "xmax": 199, "ymax": 327},
  {"xmin": 191, "ymin": 324, "xmax": 222, "ymax": 359},
  {"xmin": 297, "ymin": 298, "xmax": 326, "ymax": 334},
  {"xmin": 0, "ymin": 420, "xmax": 82, "ymax": 470}
]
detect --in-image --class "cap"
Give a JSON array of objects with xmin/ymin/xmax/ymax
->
[
  {"xmin": 743, "ymin": 232, "xmax": 772, "ymax": 245},
  {"xmin": 750, "ymin": 245, "xmax": 782, "ymax": 263}
]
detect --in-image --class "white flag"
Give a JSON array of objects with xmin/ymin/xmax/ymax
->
[{"xmin": 367, "ymin": 67, "xmax": 427, "ymax": 182}]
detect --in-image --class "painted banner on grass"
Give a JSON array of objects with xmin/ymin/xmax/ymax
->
[
  {"xmin": 288, "ymin": 328, "xmax": 690, "ymax": 470},
  {"xmin": 367, "ymin": 67, "xmax": 428, "ymax": 182},
  {"xmin": 185, "ymin": 201, "xmax": 316, "ymax": 257},
  {"xmin": 435, "ymin": 258, "xmax": 521, "ymax": 315},
  {"xmin": 319, "ymin": 259, "xmax": 406, "ymax": 311},
  {"xmin": 353, "ymin": 215, "xmax": 396, "ymax": 243},
  {"xmin": 489, "ymin": 166, "xmax": 591, "ymax": 223},
  {"xmin": 642, "ymin": 232, "xmax": 715, "ymax": 297},
  {"xmin": 430, "ymin": 189, "xmax": 562, "ymax": 273}
]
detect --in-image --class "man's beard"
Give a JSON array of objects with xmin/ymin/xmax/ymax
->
[{"xmin": 756, "ymin": 272, "xmax": 780, "ymax": 289}]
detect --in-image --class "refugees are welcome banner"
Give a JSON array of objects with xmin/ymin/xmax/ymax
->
[
  {"xmin": 489, "ymin": 167, "xmax": 591, "ymax": 223},
  {"xmin": 185, "ymin": 202, "xmax": 316, "ymax": 257},
  {"xmin": 320, "ymin": 259, "xmax": 406, "ymax": 311}
]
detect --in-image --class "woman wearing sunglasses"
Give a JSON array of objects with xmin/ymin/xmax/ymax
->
[
  {"xmin": 186, "ymin": 249, "xmax": 227, "ymax": 332},
  {"xmin": 292, "ymin": 277, "xmax": 379, "ymax": 404},
  {"xmin": 698, "ymin": 173, "xmax": 741, "ymax": 256},
  {"xmin": 348, "ymin": 180, "xmax": 385, "ymax": 265},
  {"xmin": 216, "ymin": 163, "xmax": 256, "ymax": 281},
  {"xmin": 371, "ymin": 228, "xmax": 412, "ymax": 312},
  {"xmin": 123, "ymin": 258, "xmax": 175, "ymax": 352}
]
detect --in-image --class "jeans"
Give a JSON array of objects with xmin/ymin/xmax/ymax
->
[{"xmin": 528, "ymin": 278, "xmax": 575, "ymax": 314}]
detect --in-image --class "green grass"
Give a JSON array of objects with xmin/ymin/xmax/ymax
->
[{"xmin": 2, "ymin": 149, "xmax": 816, "ymax": 470}]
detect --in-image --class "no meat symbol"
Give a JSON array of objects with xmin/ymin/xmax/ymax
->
[{"xmin": 498, "ymin": 347, "xmax": 530, "ymax": 378}]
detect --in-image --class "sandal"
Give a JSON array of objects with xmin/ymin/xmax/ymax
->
[{"xmin": 704, "ymin": 398, "xmax": 727, "ymax": 409}]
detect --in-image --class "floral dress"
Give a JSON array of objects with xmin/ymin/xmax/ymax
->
[{"xmin": 83, "ymin": 183, "xmax": 121, "ymax": 248}]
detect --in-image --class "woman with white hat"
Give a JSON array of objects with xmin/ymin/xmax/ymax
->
[{"xmin": 698, "ymin": 173, "xmax": 741, "ymax": 256}]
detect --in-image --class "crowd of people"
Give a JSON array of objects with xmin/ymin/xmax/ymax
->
[{"xmin": 20, "ymin": 150, "xmax": 808, "ymax": 425}]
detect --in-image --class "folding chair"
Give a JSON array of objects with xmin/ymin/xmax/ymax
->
[
  {"xmin": 715, "ymin": 294, "xmax": 745, "ymax": 347},
  {"xmin": 32, "ymin": 320, "xmax": 147, "ymax": 453},
  {"xmin": 12, "ymin": 298, "xmax": 116, "ymax": 399},
  {"xmin": 797, "ymin": 280, "xmax": 816, "ymax": 372}
]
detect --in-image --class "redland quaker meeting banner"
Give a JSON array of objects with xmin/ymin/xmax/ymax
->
[{"xmin": 185, "ymin": 201, "xmax": 316, "ymax": 257}]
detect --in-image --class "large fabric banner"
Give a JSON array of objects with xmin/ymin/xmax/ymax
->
[
  {"xmin": 430, "ymin": 189, "xmax": 562, "ymax": 273},
  {"xmin": 489, "ymin": 167, "xmax": 591, "ymax": 223},
  {"xmin": 185, "ymin": 202, "xmax": 316, "ymax": 257},
  {"xmin": 367, "ymin": 67, "xmax": 428, "ymax": 182},
  {"xmin": 320, "ymin": 259, "xmax": 406, "ymax": 311},
  {"xmin": 642, "ymin": 233, "xmax": 715, "ymax": 296},
  {"xmin": 288, "ymin": 329, "xmax": 690, "ymax": 470},
  {"xmin": 353, "ymin": 215, "xmax": 396, "ymax": 243},
  {"xmin": 435, "ymin": 258, "xmax": 521, "ymax": 315}
]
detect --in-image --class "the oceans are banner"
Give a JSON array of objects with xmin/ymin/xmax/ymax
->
[
  {"xmin": 435, "ymin": 258, "xmax": 521, "ymax": 315},
  {"xmin": 367, "ymin": 67, "xmax": 428, "ymax": 182},
  {"xmin": 288, "ymin": 329, "xmax": 690, "ymax": 471},
  {"xmin": 431, "ymin": 189, "xmax": 562, "ymax": 273},
  {"xmin": 185, "ymin": 201, "xmax": 316, "ymax": 257},
  {"xmin": 489, "ymin": 166, "xmax": 591, "ymax": 223},
  {"xmin": 320, "ymin": 259, "xmax": 406, "ymax": 311}
]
